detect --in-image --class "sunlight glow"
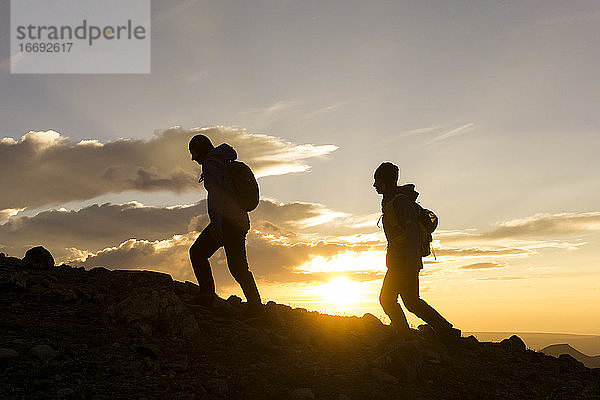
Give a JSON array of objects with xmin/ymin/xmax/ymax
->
[
  {"xmin": 297, "ymin": 250, "xmax": 385, "ymax": 273},
  {"xmin": 316, "ymin": 277, "xmax": 362, "ymax": 305}
]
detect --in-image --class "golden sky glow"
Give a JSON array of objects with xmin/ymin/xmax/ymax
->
[{"xmin": 2, "ymin": 1, "xmax": 600, "ymax": 335}]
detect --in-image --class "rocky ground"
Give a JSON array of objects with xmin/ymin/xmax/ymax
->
[{"xmin": 1, "ymin": 250, "xmax": 599, "ymax": 399}]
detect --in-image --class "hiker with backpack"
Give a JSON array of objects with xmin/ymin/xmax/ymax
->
[
  {"xmin": 374, "ymin": 162, "xmax": 460, "ymax": 341},
  {"xmin": 188, "ymin": 134, "xmax": 262, "ymax": 314}
]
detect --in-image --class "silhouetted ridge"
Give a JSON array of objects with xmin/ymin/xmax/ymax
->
[
  {"xmin": 1, "ymin": 248, "xmax": 599, "ymax": 399},
  {"xmin": 542, "ymin": 344, "xmax": 600, "ymax": 369}
]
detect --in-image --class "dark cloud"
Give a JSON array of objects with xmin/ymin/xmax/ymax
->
[
  {"xmin": 458, "ymin": 262, "xmax": 504, "ymax": 270},
  {"xmin": 0, "ymin": 198, "xmax": 344, "ymax": 262},
  {"xmin": 0, "ymin": 202, "xmax": 207, "ymax": 260},
  {"xmin": 434, "ymin": 247, "xmax": 533, "ymax": 257},
  {"xmin": 71, "ymin": 228, "xmax": 380, "ymax": 285},
  {"xmin": 0, "ymin": 126, "xmax": 337, "ymax": 214},
  {"xmin": 441, "ymin": 212, "xmax": 600, "ymax": 244},
  {"xmin": 1, "ymin": 196, "xmax": 380, "ymax": 285},
  {"xmin": 71, "ymin": 234, "xmax": 199, "ymax": 284},
  {"xmin": 483, "ymin": 212, "xmax": 600, "ymax": 239}
]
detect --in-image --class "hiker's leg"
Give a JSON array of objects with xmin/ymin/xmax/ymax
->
[
  {"xmin": 399, "ymin": 272, "xmax": 452, "ymax": 333},
  {"xmin": 189, "ymin": 224, "xmax": 221, "ymax": 296},
  {"xmin": 379, "ymin": 270, "xmax": 410, "ymax": 332},
  {"xmin": 223, "ymin": 223, "xmax": 262, "ymax": 307}
]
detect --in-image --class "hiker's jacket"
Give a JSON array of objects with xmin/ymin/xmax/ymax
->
[
  {"xmin": 381, "ymin": 184, "xmax": 423, "ymax": 272},
  {"xmin": 202, "ymin": 144, "xmax": 250, "ymax": 231}
]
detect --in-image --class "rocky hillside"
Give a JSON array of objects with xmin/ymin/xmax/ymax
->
[{"xmin": 1, "ymin": 249, "xmax": 599, "ymax": 400}]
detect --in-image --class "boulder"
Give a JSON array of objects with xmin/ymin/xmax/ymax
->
[
  {"xmin": 500, "ymin": 335, "xmax": 526, "ymax": 352},
  {"xmin": 0, "ymin": 253, "xmax": 25, "ymax": 269},
  {"xmin": 8, "ymin": 270, "xmax": 32, "ymax": 290},
  {"xmin": 56, "ymin": 388, "xmax": 75, "ymax": 399},
  {"xmin": 372, "ymin": 367, "xmax": 399, "ymax": 384},
  {"xmin": 291, "ymin": 388, "xmax": 315, "ymax": 400},
  {"xmin": 108, "ymin": 288, "xmax": 200, "ymax": 340},
  {"xmin": 204, "ymin": 378, "xmax": 228, "ymax": 397},
  {"xmin": 226, "ymin": 294, "xmax": 242, "ymax": 306},
  {"xmin": 388, "ymin": 342, "xmax": 423, "ymax": 382},
  {"xmin": 0, "ymin": 348, "xmax": 19, "ymax": 359},
  {"xmin": 23, "ymin": 246, "xmax": 55, "ymax": 269},
  {"xmin": 30, "ymin": 344, "xmax": 59, "ymax": 362}
]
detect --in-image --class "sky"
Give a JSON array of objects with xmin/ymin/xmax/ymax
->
[{"xmin": 1, "ymin": 0, "xmax": 599, "ymax": 334}]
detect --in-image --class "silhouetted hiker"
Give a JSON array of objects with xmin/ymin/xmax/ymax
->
[
  {"xmin": 188, "ymin": 134, "xmax": 262, "ymax": 314},
  {"xmin": 374, "ymin": 162, "xmax": 460, "ymax": 341}
]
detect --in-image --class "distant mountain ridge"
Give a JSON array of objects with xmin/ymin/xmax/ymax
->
[
  {"xmin": 466, "ymin": 331, "xmax": 600, "ymax": 356},
  {"xmin": 542, "ymin": 344, "xmax": 600, "ymax": 369}
]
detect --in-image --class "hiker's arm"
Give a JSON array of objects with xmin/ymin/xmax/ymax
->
[
  {"xmin": 203, "ymin": 160, "xmax": 225, "ymax": 238},
  {"xmin": 395, "ymin": 197, "xmax": 420, "ymax": 249}
]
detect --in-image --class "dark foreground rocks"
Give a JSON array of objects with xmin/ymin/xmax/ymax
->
[{"xmin": 1, "ymin": 253, "xmax": 599, "ymax": 399}]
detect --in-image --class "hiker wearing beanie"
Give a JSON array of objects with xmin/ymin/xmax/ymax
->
[
  {"xmin": 188, "ymin": 134, "xmax": 262, "ymax": 314},
  {"xmin": 374, "ymin": 162, "xmax": 459, "ymax": 340}
]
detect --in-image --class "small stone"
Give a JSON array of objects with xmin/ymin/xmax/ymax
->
[
  {"xmin": 0, "ymin": 348, "xmax": 19, "ymax": 359},
  {"xmin": 9, "ymin": 271, "xmax": 31, "ymax": 289},
  {"xmin": 423, "ymin": 349, "xmax": 442, "ymax": 365},
  {"xmin": 226, "ymin": 295, "xmax": 242, "ymax": 306},
  {"xmin": 417, "ymin": 324, "xmax": 436, "ymax": 338},
  {"xmin": 372, "ymin": 368, "xmax": 399, "ymax": 384},
  {"xmin": 291, "ymin": 387, "xmax": 315, "ymax": 400},
  {"xmin": 56, "ymin": 388, "xmax": 75, "ymax": 398},
  {"xmin": 361, "ymin": 313, "xmax": 384, "ymax": 327},
  {"xmin": 30, "ymin": 344, "xmax": 59, "ymax": 362},
  {"xmin": 463, "ymin": 335, "xmax": 479, "ymax": 347},
  {"xmin": 205, "ymin": 378, "xmax": 228, "ymax": 397},
  {"xmin": 247, "ymin": 327, "xmax": 273, "ymax": 350}
]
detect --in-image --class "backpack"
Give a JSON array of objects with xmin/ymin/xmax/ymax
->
[
  {"xmin": 414, "ymin": 203, "xmax": 438, "ymax": 257},
  {"xmin": 227, "ymin": 161, "xmax": 260, "ymax": 212}
]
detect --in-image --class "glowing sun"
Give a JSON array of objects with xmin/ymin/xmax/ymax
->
[{"xmin": 317, "ymin": 277, "xmax": 362, "ymax": 305}]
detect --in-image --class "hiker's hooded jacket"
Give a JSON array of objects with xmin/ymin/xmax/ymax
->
[
  {"xmin": 381, "ymin": 184, "xmax": 423, "ymax": 272},
  {"xmin": 202, "ymin": 144, "xmax": 250, "ymax": 231}
]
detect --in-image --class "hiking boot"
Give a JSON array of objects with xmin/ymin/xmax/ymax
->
[
  {"xmin": 390, "ymin": 323, "xmax": 416, "ymax": 341},
  {"xmin": 437, "ymin": 326, "xmax": 462, "ymax": 344}
]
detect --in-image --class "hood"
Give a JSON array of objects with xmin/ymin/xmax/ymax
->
[
  {"xmin": 206, "ymin": 143, "xmax": 237, "ymax": 162},
  {"xmin": 396, "ymin": 184, "xmax": 419, "ymax": 202}
]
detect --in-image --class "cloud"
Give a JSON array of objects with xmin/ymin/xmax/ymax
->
[
  {"xmin": 428, "ymin": 123, "xmax": 477, "ymax": 144},
  {"xmin": 6, "ymin": 198, "xmax": 592, "ymax": 288},
  {"xmin": 437, "ymin": 212, "xmax": 600, "ymax": 254},
  {"xmin": 0, "ymin": 126, "xmax": 338, "ymax": 212},
  {"xmin": 0, "ymin": 197, "xmax": 348, "ymax": 261},
  {"xmin": 0, "ymin": 202, "xmax": 207, "ymax": 260},
  {"xmin": 482, "ymin": 212, "xmax": 600, "ymax": 239},
  {"xmin": 252, "ymin": 199, "xmax": 347, "ymax": 229},
  {"xmin": 72, "ymin": 233, "xmax": 199, "ymax": 283},
  {"xmin": 475, "ymin": 276, "xmax": 526, "ymax": 281},
  {"xmin": 458, "ymin": 262, "xmax": 505, "ymax": 270},
  {"xmin": 70, "ymin": 223, "xmax": 381, "ymax": 285},
  {"xmin": 0, "ymin": 196, "xmax": 380, "ymax": 286},
  {"xmin": 376, "ymin": 123, "xmax": 476, "ymax": 146},
  {"xmin": 0, "ymin": 208, "xmax": 24, "ymax": 223},
  {"xmin": 434, "ymin": 247, "xmax": 533, "ymax": 257}
]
